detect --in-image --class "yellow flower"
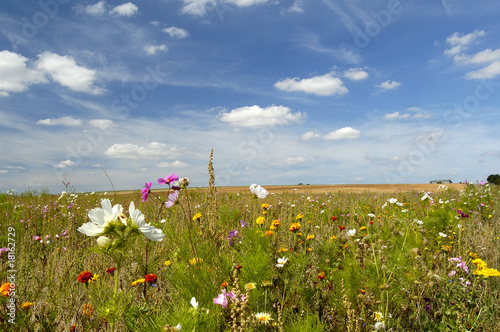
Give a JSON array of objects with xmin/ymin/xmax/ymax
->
[
  {"xmin": 374, "ymin": 311, "xmax": 384, "ymax": 321},
  {"xmin": 296, "ymin": 214, "xmax": 304, "ymax": 220},
  {"xmin": 278, "ymin": 247, "xmax": 288, "ymax": 253},
  {"xmin": 193, "ymin": 213, "xmax": 202, "ymax": 221},
  {"xmin": 270, "ymin": 219, "xmax": 280, "ymax": 229},
  {"xmin": 441, "ymin": 245, "xmax": 452, "ymax": 252},
  {"xmin": 189, "ymin": 257, "xmax": 204, "ymax": 265},
  {"xmin": 256, "ymin": 216, "xmax": 266, "ymax": 225},
  {"xmin": 475, "ymin": 267, "xmax": 500, "ymax": 277},
  {"xmin": 329, "ymin": 235, "xmax": 337, "ymax": 242},
  {"xmin": 472, "ymin": 259, "xmax": 488, "ymax": 270},
  {"xmin": 82, "ymin": 304, "xmax": 94, "ymax": 316},
  {"xmin": 255, "ymin": 312, "xmax": 273, "ymax": 324},
  {"xmin": 245, "ymin": 282, "xmax": 256, "ymax": 290},
  {"xmin": 360, "ymin": 226, "xmax": 367, "ymax": 230},
  {"xmin": 469, "ymin": 252, "xmax": 479, "ymax": 259},
  {"xmin": 164, "ymin": 260, "xmax": 172, "ymax": 266},
  {"xmin": 21, "ymin": 301, "xmax": 34, "ymax": 309},
  {"xmin": 261, "ymin": 203, "xmax": 270, "ymax": 210},
  {"xmin": 306, "ymin": 235, "xmax": 315, "ymax": 240},
  {"xmin": 89, "ymin": 274, "xmax": 100, "ymax": 283},
  {"xmin": 289, "ymin": 223, "xmax": 301, "ymax": 232},
  {"xmin": 132, "ymin": 278, "xmax": 145, "ymax": 286}
]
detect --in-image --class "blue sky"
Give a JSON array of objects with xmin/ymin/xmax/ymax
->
[{"xmin": 1, "ymin": 0, "xmax": 500, "ymax": 193}]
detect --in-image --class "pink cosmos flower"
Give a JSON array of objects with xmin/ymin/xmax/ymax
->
[
  {"xmin": 158, "ymin": 173, "xmax": 179, "ymax": 186},
  {"xmin": 164, "ymin": 190, "xmax": 179, "ymax": 209},
  {"xmin": 141, "ymin": 182, "xmax": 152, "ymax": 202},
  {"xmin": 213, "ymin": 289, "xmax": 229, "ymax": 308}
]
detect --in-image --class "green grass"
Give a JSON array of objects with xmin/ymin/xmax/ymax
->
[{"xmin": 0, "ymin": 182, "xmax": 499, "ymax": 331}]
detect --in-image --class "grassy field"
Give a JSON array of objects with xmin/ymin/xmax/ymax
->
[{"xmin": 0, "ymin": 180, "xmax": 499, "ymax": 331}]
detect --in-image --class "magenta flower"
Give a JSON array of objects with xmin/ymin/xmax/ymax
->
[
  {"xmin": 226, "ymin": 230, "xmax": 240, "ymax": 246},
  {"xmin": 141, "ymin": 182, "xmax": 152, "ymax": 202},
  {"xmin": 158, "ymin": 173, "xmax": 179, "ymax": 186},
  {"xmin": 0, "ymin": 247, "xmax": 9, "ymax": 253},
  {"xmin": 165, "ymin": 190, "xmax": 179, "ymax": 209}
]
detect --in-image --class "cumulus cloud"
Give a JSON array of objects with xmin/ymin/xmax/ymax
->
[
  {"xmin": 144, "ymin": 44, "xmax": 168, "ymax": 55},
  {"xmin": 82, "ymin": 1, "xmax": 107, "ymax": 15},
  {"xmin": 226, "ymin": 0, "xmax": 268, "ymax": 7},
  {"xmin": 0, "ymin": 51, "xmax": 47, "ymax": 96},
  {"xmin": 269, "ymin": 156, "xmax": 307, "ymax": 166},
  {"xmin": 162, "ymin": 27, "xmax": 189, "ymax": 39},
  {"xmin": 275, "ymin": 72, "xmax": 348, "ymax": 96},
  {"xmin": 37, "ymin": 116, "xmax": 82, "ymax": 126},
  {"xmin": 343, "ymin": 68, "xmax": 368, "ymax": 80},
  {"xmin": 181, "ymin": 0, "xmax": 216, "ymax": 16},
  {"xmin": 465, "ymin": 60, "xmax": 500, "ymax": 79},
  {"xmin": 35, "ymin": 52, "xmax": 104, "ymax": 95},
  {"xmin": 300, "ymin": 131, "xmax": 321, "ymax": 141},
  {"xmin": 283, "ymin": 0, "xmax": 304, "ymax": 13},
  {"xmin": 109, "ymin": 2, "xmax": 138, "ymax": 17},
  {"xmin": 323, "ymin": 127, "xmax": 361, "ymax": 140},
  {"xmin": 444, "ymin": 30, "xmax": 485, "ymax": 56},
  {"xmin": 104, "ymin": 142, "xmax": 187, "ymax": 159},
  {"xmin": 219, "ymin": 105, "xmax": 304, "ymax": 128},
  {"xmin": 157, "ymin": 160, "xmax": 189, "ymax": 168},
  {"xmin": 88, "ymin": 119, "xmax": 116, "ymax": 130},
  {"xmin": 376, "ymin": 80, "xmax": 401, "ymax": 91},
  {"xmin": 54, "ymin": 160, "xmax": 76, "ymax": 168}
]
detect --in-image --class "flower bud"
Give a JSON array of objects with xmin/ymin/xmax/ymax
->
[
  {"xmin": 179, "ymin": 177, "xmax": 190, "ymax": 189},
  {"xmin": 96, "ymin": 236, "xmax": 112, "ymax": 249}
]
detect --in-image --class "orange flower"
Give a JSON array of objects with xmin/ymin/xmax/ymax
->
[
  {"xmin": 82, "ymin": 304, "xmax": 94, "ymax": 316},
  {"xmin": 265, "ymin": 230, "xmax": 274, "ymax": 237},
  {"xmin": 0, "ymin": 283, "xmax": 12, "ymax": 297},
  {"xmin": 289, "ymin": 223, "xmax": 301, "ymax": 232},
  {"xmin": 221, "ymin": 281, "xmax": 228, "ymax": 288},
  {"xmin": 318, "ymin": 272, "xmax": 326, "ymax": 279},
  {"xmin": 145, "ymin": 274, "xmax": 158, "ymax": 284}
]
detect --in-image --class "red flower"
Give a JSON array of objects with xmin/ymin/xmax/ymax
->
[
  {"xmin": 145, "ymin": 274, "xmax": 157, "ymax": 284},
  {"xmin": 77, "ymin": 271, "xmax": 94, "ymax": 284},
  {"xmin": 106, "ymin": 267, "xmax": 117, "ymax": 274},
  {"xmin": 338, "ymin": 225, "xmax": 345, "ymax": 230},
  {"xmin": 235, "ymin": 265, "xmax": 243, "ymax": 270},
  {"xmin": 330, "ymin": 216, "xmax": 337, "ymax": 221},
  {"xmin": 318, "ymin": 271, "xmax": 326, "ymax": 280}
]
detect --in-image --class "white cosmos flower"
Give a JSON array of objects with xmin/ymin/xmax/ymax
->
[
  {"xmin": 388, "ymin": 198, "xmax": 397, "ymax": 204},
  {"xmin": 438, "ymin": 232, "xmax": 447, "ymax": 238},
  {"xmin": 190, "ymin": 297, "xmax": 199, "ymax": 309},
  {"xmin": 347, "ymin": 229, "xmax": 356, "ymax": 237},
  {"xmin": 175, "ymin": 323, "xmax": 182, "ymax": 330},
  {"xmin": 129, "ymin": 201, "xmax": 165, "ymax": 241},
  {"xmin": 276, "ymin": 256, "xmax": 288, "ymax": 268},
  {"xmin": 249, "ymin": 184, "xmax": 269, "ymax": 199},
  {"xmin": 78, "ymin": 199, "xmax": 124, "ymax": 237},
  {"xmin": 421, "ymin": 192, "xmax": 431, "ymax": 201},
  {"xmin": 367, "ymin": 213, "xmax": 376, "ymax": 218}
]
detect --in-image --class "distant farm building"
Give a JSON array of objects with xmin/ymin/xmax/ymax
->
[{"xmin": 430, "ymin": 179, "xmax": 453, "ymax": 184}]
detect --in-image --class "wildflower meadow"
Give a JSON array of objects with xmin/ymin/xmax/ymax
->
[{"xmin": 1, "ymin": 166, "xmax": 500, "ymax": 331}]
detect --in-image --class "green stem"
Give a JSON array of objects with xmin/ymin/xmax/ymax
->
[{"xmin": 110, "ymin": 266, "xmax": 120, "ymax": 332}]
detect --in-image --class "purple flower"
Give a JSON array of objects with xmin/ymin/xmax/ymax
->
[
  {"xmin": 213, "ymin": 289, "xmax": 229, "ymax": 308},
  {"xmin": 0, "ymin": 247, "xmax": 9, "ymax": 253},
  {"xmin": 457, "ymin": 210, "xmax": 469, "ymax": 218},
  {"xmin": 240, "ymin": 220, "xmax": 248, "ymax": 228},
  {"xmin": 226, "ymin": 230, "xmax": 240, "ymax": 246},
  {"xmin": 33, "ymin": 235, "xmax": 41, "ymax": 241},
  {"xmin": 141, "ymin": 182, "xmax": 152, "ymax": 202},
  {"xmin": 158, "ymin": 173, "xmax": 179, "ymax": 186},
  {"xmin": 164, "ymin": 190, "xmax": 179, "ymax": 209}
]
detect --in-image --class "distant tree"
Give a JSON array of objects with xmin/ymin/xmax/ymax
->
[{"xmin": 487, "ymin": 174, "xmax": 500, "ymax": 185}]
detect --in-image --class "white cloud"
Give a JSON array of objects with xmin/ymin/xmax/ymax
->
[
  {"xmin": 54, "ymin": 160, "xmax": 76, "ymax": 168},
  {"xmin": 181, "ymin": 0, "xmax": 216, "ymax": 16},
  {"xmin": 219, "ymin": 105, "xmax": 304, "ymax": 128},
  {"xmin": 109, "ymin": 2, "xmax": 138, "ymax": 17},
  {"xmin": 323, "ymin": 127, "xmax": 361, "ymax": 140},
  {"xmin": 144, "ymin": 44, "xmax": 168, "ymax": 55},
  {"xmin": 225, "ymin": 0, "xmax": 268, "ymax": 7},
  {"xmin": 37, "ymin": 116, "xmax": 83, "ymax": 126},
  {"xmin": 5, "ymin": 166, "xmax": 25, "ymax": 170},
  {"xmin": 444, "ymin": 30, "xmax": 485, "ymax": 56},
  {"xmin": 283, "ymin": 0, "xmax": 304, "ymax": 13},
  {"xmin": 274, "ymin": 72, "xmax": 348, "ymax": 96},
  {"xmin": 157, "ymin": 160, "xmax": 189, "ymax": 168},
  {"xmin": 83, "ymin": 1, "xmax": 107, "ymax": 15},
  {"xmin": 88, "ymin": 119, "xmax": 116, "ymax": 130},
  {"xmin": 269, "ymin": 156, "xmax": 307, "ymax": 166},
  {"xmin": 0, "ymin": 170, "xmax": 8, "ymax": 174},
  {"xmin": 104, "ymin": 142, "xmax": 187, "ymax": 159},
  {"xmin": 300, "ymin": 131, "xmax": 321, "ymax": 141},
  {"xmin": 384, "ymin": 112, "xmax": 410, "ymax": 119},
  {"xmin": 454, "ymin": 48, "xmax": 500, "ymax": 64},
  {"xmin": 343, "ymin": 68, "xmax": 368, "ymax": 80},
  {"xmin": 465, "ymin": 60, "xmax": 500, "ymax": 79},
  {"xmin": 35, "ymin": 52, "xmax": 104, "ymax": 95},
  {"xmin": 162, "ymin": 27, "xmax": 189, "ymax": 39},
  {"xmin": 0, "ymin": 51, "xmax": 47, "ymax": 96},
  {"xmin": 376, "ymin": 80, "xmax": 401, "ymax": 91}
]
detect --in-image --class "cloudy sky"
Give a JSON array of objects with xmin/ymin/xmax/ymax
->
[{"xmin": 1, "ymin": 0, "xmax": 500, "ymax": 193}]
